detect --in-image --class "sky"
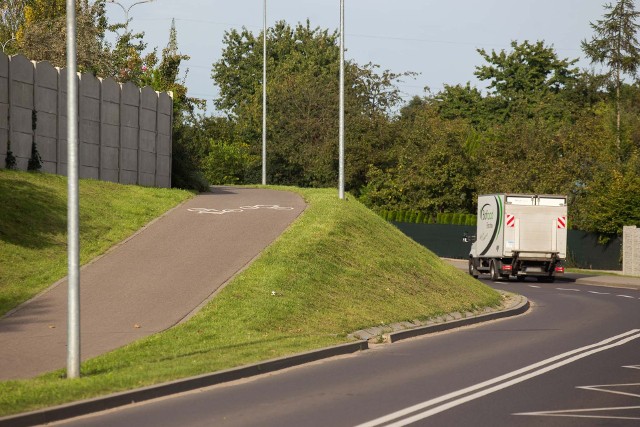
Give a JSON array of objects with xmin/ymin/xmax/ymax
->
[{"xmin": 104, "ymin": 0, "xmax": 608, "ymax": 114}]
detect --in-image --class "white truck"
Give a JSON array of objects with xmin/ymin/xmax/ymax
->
[{"xmin": 465, "ymin": 194, "xmax": 567, "ymax": 282}]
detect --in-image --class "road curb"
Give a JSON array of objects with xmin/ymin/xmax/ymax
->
[
  {"xmin": 385, "ymin": 295, "xmax": 530, "ymax": 343},
  {"xmin": 0, "ymin": 341, "xmax": 368, "ymax": 427}
]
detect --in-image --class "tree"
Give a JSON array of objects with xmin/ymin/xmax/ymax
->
[
  {"xmin": 475, "ymin": 40, "xmax": 578, "ymax": 120},
  {"xmin": 17, "ymin": 0, "xmax": 113, "ymax": 75},
  {"xmin": 211, "ymin": 20, "xmax": 408, "ymax": 189},
  {"xmin": 0, "ymin": 0, "xmax": 27, "ymax": 54},
  {"xmin": 582, "ymin": 0, "xmax": 640, "ymax": 150}
]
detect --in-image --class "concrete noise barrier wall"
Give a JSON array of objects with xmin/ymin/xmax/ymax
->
[
  {"xmin": 623, "ymin": 226, "xmax": 640, "ymax": 276},
  {"xmin": 0, "ymin": 52, "xmax": 172, "ymax": 188}
]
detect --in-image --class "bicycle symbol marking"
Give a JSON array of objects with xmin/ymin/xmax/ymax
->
[{"xmin": 188, "ymin": 205, "xmax": 295, "ymax": 215}]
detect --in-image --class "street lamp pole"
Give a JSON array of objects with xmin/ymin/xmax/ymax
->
[
  {"xmin": 66, "ymin": 0, "xmax": 80, "ymax": 379},
  {"xmin": 338, "ymin": 0, "xmax": 345, "ymax": 200},
  {"xmin": 262, "ymin": 0, "xmax": 267, "ymax": 186},
  {"xmin": 106, "ymin": 0, "xmax": 155, "ymax": 33}
]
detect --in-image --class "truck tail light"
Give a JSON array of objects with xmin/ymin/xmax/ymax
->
[
  {"xmin": 555, "ymin": 266, "xmax": 565, "ymax": 273},
  {"xmin": 502, "ymin": 265, "xmax": 512, "ymax": 271}
]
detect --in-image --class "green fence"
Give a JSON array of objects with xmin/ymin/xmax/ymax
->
[{"xmin": 393, "ymin": 222, "xmax": 622, "ymax": 271}]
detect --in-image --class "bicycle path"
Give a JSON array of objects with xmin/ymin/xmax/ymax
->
[{"xmin": 0, "ymin": 187, "xmax": 306, "ymax": 380}]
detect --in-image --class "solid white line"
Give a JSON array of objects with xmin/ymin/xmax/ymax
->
[
  {"xmin": 355, "ymin": 330, "xmax": 640, "ymax": 427},
  {"xmin": 579, "ymin": 383, "xmax": 640, "ymax": 398}
]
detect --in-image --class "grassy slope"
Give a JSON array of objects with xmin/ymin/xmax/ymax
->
[
  {"xmin": 0, "ymin": 170, "xmax": 193, "ymax": 316},
  {"xmin": 0, "ymin": 183, "xmax": 501, "ymax": 416}
]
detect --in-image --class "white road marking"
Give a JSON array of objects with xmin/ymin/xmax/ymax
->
[
  {"xmin": 355, "ymin": 330, "xmax": 640, "ymax": 427},
  {"xmin": 516, "ymin": 370, "xmax": 640, "ymax": 420},
  {"xmin": 625, "ymin": 365, "xmax": 640, "ymax": 370},
  {"xmin": 617, "ymin": 295, "xmax": 635, "ymax": 299},
  {"xmin": 556, "ymin": 288, "xmax": 580, "ymax": 292},
  {"xmin": 528, "ymin": 285, "xmax": 541, "ymax": 289},
  {"xmin": 588, "ymin": 291, "xmax": 610, "ymax": 295},
  {"xmin": 515, "ymin": 406, "xmax": 640, "ymax": 420}
]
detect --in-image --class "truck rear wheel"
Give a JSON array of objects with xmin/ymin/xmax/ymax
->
[{"xmin": 490, "ymin": 260, "xmax": 499, "ymax": 282}]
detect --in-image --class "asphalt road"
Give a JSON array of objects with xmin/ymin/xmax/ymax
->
[{"xmin": 50, "ymin": 276, "xmax": 640, "ymax": 427}]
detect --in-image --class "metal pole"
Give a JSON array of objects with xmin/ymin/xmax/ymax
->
[
  {"xmin": 262, "ymin": 0, "xmax": 267, "ymax": 186},
  {"xmin": 66, "ymin": 0, "xmax": 80, "ymax": 379},
  {"xmin": 338, "ymin": 0, "xmax": 345, "ymax": 200}
]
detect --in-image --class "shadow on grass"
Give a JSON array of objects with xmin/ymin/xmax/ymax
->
[{"xmin": 0, "ymin": 176, "xmax": 66, "ymax": 249}]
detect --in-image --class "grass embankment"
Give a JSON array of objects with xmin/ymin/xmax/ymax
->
[
  {"xmin": 0, "ymin": 170, "xmax": 194, "ymax": 316},
  {"xmin": 0, "ymin": 178, "xmax": 501, "ymax": 416}
]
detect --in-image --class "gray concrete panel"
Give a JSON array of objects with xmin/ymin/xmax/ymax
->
[
  {"xmin": 101, "ymin": 101, "xmax": 119, "ymax": 126},
  {"xmin": 120, "ymin": 104, "xmax": 139, "ymax": 127},
  {"xmin": 35, "ymin": 86, "xmax": 57, "ymax": 114},
  {"xmin": 156, "ymin": 154, "xmax": 171, "ymax": 177},
  {"xmin": 140, "ymin": 86, "xmax": 157, "ymax": 110},
  {"xmin": 35, "ymin": 135, "xmax": 57, "ymax": 162},
  {"xmin": 0, "ymin": 78, "xmax": 7, "ymax": 103},
  {"xmin": 10, "ymin": 81, "xmax": 33, "ymax": 109},
  {"xmin": 155, "ymin": 174, "xmax": 170, "ymax": 188},
  {"xmin": 139, "ymin": 172, "xmax": 155, "ymax": 187},
  {"xmin": 0, "ymin": 104, "xmax": 8, "ymax": 129},
  {"xmin": 80, "ymin": 119, "xmax": 100, "ymax": 144},
  {"xmin": 0, "ymin": 129, "xmax": 7, "ymax": 160},
  {"xmin": 80, "ymin": 141, "xmax": 100, "ymax": 167},
  {"xmin": 9, "ymin": 55, "xmax": 33, "ymax": 83},
  {"xmin": 35, "ymin": 61, "xmax": 58, "ymax": 90},
  {"xmin": 10, "ymin": 106, "xmax": 32, "ymax": 133},
  {"xmin": 100, "ymin": 145, "xmax": 118, "ymax": 169},
  {"xmin": 140, "ymin": 129, "xmax": 155, "ymax": 152},
  {"xmin": 157, "ymin": 113, "xmax": 171, "ymax": 136},
  {"xmin": 120, "ymin": 126, "xmax": 138, "ymax": 149},
  {"xmin": 101, "ymin": 78, "xmax": 120, "ymax": 103},
  {"xmin": 35, "ymin": 111, "xmax": 56, "ymax": 137},
  {"xmin": 42, "ymin": 161, "xmax": 56, "ymax": 174},
  {"xmin": 120, "ymin": 169, "xmax": 137, "ymax": 185},
  {"xmin": 57, "ymin": 161, "xmax": 67, "ymax": 176},
  {"xmin": 15, "ymin": 156, "xmax": 28, "ymax": 170},
  {"xmin": 79, "ymin": 73, "xmax": 100, "ymax": 99},
  {"xmin": 121, "ymin": 82, "xmax": 140, "ymax": 106},
  {"xmin": 11, "ymin": 132, "xmax": 31, "ymax": 159},
  {"xmin": 0, "ymin": 52, "xmax": 8, "ymax": 78},
  {"xmin": 101, "ymin": 123, "xmax": 119, "ymax": 148},
  {"xmin": 80, "ymin": 165, "xmax": 99, "ymax": 179},
  {"xmin": 140, "ymin": 107, "xmax": 156, "ymax": 132},
  {"xmin": 101, "ymin": 168, "xmax": 119, "ymax": 183},
  {"xmin": 80, "ymin": 95, "xmax": 100, "ymax": 120},
  {"xmin": 121, "ymin": 147, "xmax": 138, "ymax": 171},
  {"xmin": 157, "ymin": 133, "xmax": 171, "ymax": 155},
  {"xmin": 158, "ymin": 92, "xmax": 172, "ymax": 115},
  {"xmin": 140, "ymin": 150, "xmax": 156, "ymax": 174}
]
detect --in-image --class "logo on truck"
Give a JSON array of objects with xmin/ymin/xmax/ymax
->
[{"xmin": 480, "ymin": 196, "xmax": 502, "ymax": 256}]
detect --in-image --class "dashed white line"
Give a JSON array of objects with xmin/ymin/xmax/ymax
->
[
  {"xmin": 589, "ymin": 291, "xmax": 610, "ymax": 295},
  {"xmin": 617, "ymin": 295, "xmax": 635, "ymax": 299},
  {"xmin": 556, "ymin": 288, "xmax": 580, "ymax": 292},
  {"xmin": 528, "ymin": 285, "xmax": 541, "ymax": 289}
]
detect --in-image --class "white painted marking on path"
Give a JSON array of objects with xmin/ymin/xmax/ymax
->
[
  {"xmin": 528, "ymin": 285, "xmax": 541, "ymax": 289},
  {"xmin": 588, "ymin": 291, "xmax": 610, "ymax": 295},
  {"xmin": 355, "ymin": 330, "xmax": 640, "ymax": 427},
  {"xmin": 617, "ymin": 295, "xmax": 635, "ymax": 299},
  {"xmin": 556, "ymin": 288, "xmax": 580, "ymax": 292}
]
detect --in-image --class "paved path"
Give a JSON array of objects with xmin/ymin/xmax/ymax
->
[{"xmin": 0, "ymin": 187, "xmax": 305, "ymax": 380}]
